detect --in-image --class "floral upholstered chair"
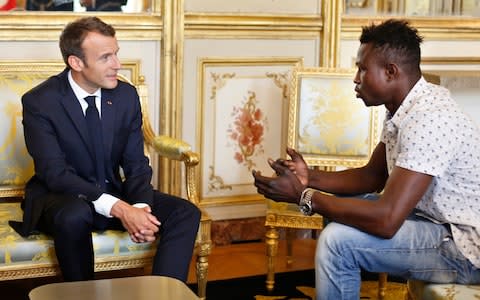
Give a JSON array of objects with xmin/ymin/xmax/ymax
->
[{"xmin": 0, "ymin": 62, "xmax": 211, "ymax": 300}]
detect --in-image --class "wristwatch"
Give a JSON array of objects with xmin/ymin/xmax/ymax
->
[{"xmin": 299, "ymin": 188, "xmax": 315, "ymax": 216}]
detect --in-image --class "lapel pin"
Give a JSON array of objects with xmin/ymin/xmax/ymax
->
[{"xmin": 107, "ymin": 100, "xmax": 113, "ymax": 105}]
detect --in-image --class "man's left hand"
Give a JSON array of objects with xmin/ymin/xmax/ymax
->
[{"xmin": 252, "ymin": 158, "xmax": 305, "ymax": 204}]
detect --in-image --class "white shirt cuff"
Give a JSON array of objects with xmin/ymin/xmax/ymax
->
[
  {"xmin": 92, "ymin": 194, "xmax": 120, "ymax": 218},
  {"xmin": 92, "ymin": 194, "xmax": 151, "ymax": 218}
]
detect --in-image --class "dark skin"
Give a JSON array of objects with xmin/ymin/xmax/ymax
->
[{"xmin": 253, "ymin": 43, "xmax": 433, "ymax": 239}]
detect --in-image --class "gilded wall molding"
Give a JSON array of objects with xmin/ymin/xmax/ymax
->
[
  {"xmin": 421, "ymin": 56, "xmax": 480, "ymax": 86},
  {"xmin": 158, "ymin": 0, "xmax": 184, "ymax": 196},
  {"xmin": 184, "ymin": 14, "xmax": 322, "ymax": 38},
  {"xmin": 342, "ymin": 16, "xmax": 480, "ymax": 40},
  {"xmin": 321, "ymin": 0, "xmax": 343, "ymax": 68},
  {"xmin": 196, "ymin": 57, "xmax": 303, "ymax": 206},
  {"xmin": 422, "ymin": 57, "xmax": 480, "ymax": 65},
  {"xmin": 0, "ymin": 14, "xmax": 163, "ymax": 41}
]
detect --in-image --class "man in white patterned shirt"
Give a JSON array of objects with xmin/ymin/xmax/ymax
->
[{"xmin": 253, "ymin": 19, "xmax": 480, "ymax": 300}]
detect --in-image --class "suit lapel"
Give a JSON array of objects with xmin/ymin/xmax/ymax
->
[
  {"xmin": 101, "ymin": 89, "xmax": 116, "ymax": 164},
  {"xmin": 58, "ymin": 71, "xmax": 94, "ymax": 159},
  {"xmin": 57, "ymin": 70, "xmax": 117, "ymax": 174}
]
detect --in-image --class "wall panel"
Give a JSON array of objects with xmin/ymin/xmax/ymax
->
[
  {"xmin": 185, "ymin": 0, "xmax": 321, "ymax": 14},
  {"xmin": 183, "ymin": 38, "xmax": 320, "ymax": 220}
]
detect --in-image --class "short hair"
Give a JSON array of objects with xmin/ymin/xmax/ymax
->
[
  {"xmin": 59, "ymin": 16, "xmax": 116, "ymax": 68},
  {"xmin": 359, "ymin": 19, "xmax": 423, "ymax": 74}
]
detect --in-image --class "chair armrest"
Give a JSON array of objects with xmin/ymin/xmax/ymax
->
[
  {"xmin": 149, "ymin": 135, "xmax": 200, "ymax": 206},
  {"xmin": 152, "ymin": 135, "xmax": 197, "ymax": 163},
  {"xmin": 133, "ymin": 75, "xmax": 201, "ymax": 207}
]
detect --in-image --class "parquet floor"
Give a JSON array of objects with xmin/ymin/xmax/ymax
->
[{"xmin": 187, "ymin": 238, "xmax": 316, "ymax": 283}]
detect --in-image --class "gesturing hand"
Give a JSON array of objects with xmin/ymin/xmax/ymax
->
[
  {"xmin": 252, "ymin": 157, "xmax": 306, "ymax": 204},
  {"xmin": 273, "ymin": 148, "xmax": 309, "ymax": 186}
]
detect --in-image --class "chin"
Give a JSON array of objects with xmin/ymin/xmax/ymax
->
[
  {"xmin": 360, "ymin": 99, "xmax": 372, "ymax": 107},
  {"xmin": 103, "ymin": 81, "xmax": 118, "ymax": 89}
]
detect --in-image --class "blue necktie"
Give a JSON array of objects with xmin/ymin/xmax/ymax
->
[{"xmin": 84, "ymin": 96, "xmax": 106, "ymax": 189}]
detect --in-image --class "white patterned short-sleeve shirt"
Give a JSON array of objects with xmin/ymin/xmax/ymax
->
[{"xmin": 381, "ymin": 77, "xmax": 480, "ymax": 268}]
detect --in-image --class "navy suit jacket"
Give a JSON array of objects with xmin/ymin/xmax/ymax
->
[{"xmin": 12, "ymin": 68, "xmax": 154, "ymax": 236}]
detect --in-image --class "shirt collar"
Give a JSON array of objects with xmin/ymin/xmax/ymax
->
[
  {"xmin": 67, "ymin": 70, "xmax": 101, "ymax": 101},
  {"xmin": 386, "ymin": 76, "xmax": 428, "ymax": 129}
]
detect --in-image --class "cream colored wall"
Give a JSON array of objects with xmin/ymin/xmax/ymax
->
[
  {"xmin": 182, "ymin": 38, "xmax": 319, "ymax": 147},
  {"xmin": 0, "ymin": 36, "xmax": 161, "ymax": 187},
  {"xmin": 340, "ymin": 38, "xmax": 480, "ymax": 127},
  {"xmin": 184, "ymin": 0, "xmax": 320, "ymax": 14},
  {"xmin": 0, "ymin": 40, "xmax": 161, "ymax": 127},
  {"xmin": 182, "ymin": 0, "xmax": 324, "ymax": 220},
  {"xmin": 1, "ymin": 2, "xmax": 480, "ymax": 221},
  {"xmin": 182, "ymin": 39, "xmax": 319, "ymax": 220},
  {"xmin": 170, "ymin": 3, "xmax": 480, "ymax": 220}
]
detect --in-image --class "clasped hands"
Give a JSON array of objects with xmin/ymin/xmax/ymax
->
[
  {"xmin": 111, "ymin": 201, "xmax": 161, "ymax": 243},
  {"xmin": 252, "ymin": 148, "xmax": 309, "ymax": 204}
]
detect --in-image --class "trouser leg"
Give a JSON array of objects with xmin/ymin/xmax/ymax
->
[
  {"xmin": 315, "ymin": 215, "xmax": 480, "ymax": 300},
  {"xmin": 150, "ymin": 191, "xmax": 201, "ymax": 282},
  {"xmin": 38, "ymin": 194, "xmax": 95, "ymax": 281}
]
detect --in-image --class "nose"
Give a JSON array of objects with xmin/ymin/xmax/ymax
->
[
  {"xmin": 112, "ymin": 54, "xmax": 122, "ymax": 70},
  {"xmin": 353, "ymin": 70, "xmax": 360, "ymax": 84}
]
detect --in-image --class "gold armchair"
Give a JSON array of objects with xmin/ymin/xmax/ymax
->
[{"xmin": 0, "ymin": 62, "xmax": 211, "ymax": 300}]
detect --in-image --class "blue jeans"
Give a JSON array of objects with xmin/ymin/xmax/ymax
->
[{"xmin": 315, "ymin": 196, "xmax": 480, "ymax": 300}]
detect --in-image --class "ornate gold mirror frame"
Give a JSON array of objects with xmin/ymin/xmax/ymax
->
[
  {"xmin": 0, "ymin": 2, "xmax": 162, "ymax": 41},
  {"xmin": 342, "ymin": 0, "xmax": 480, "ymax": 40}
]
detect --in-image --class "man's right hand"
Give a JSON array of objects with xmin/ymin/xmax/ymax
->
[
  {"xmin": 275, "ymin": 148, "xmax": 309, "ymax": 186},
  {"xmin": 110, "ymin": 200, "xmax": 161, "ymax": 243}
]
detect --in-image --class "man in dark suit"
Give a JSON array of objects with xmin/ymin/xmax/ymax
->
[{"xmin": 16, "ymin": 16, "xmax": 200, "ymax": 282}]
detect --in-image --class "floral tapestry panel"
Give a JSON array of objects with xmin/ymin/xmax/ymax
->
[{"xmin": 200, "ymin": 58, "xmax": 302, "ymax": 203}]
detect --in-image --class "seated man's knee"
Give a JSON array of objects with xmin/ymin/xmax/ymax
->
[
  {"xmin": 53, "ymin": 199, "xmax": 93, "ymax": 231},
  {"xmin": 181, "ymin": 198, "xmax": 201, "ymax": 222},
  {"xmin": 316, "ymin": 222, "xmax": 359, "ymax": 261}
]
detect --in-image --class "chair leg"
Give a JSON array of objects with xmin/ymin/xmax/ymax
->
[
  {"xmin": 265, "ymin": 226, "xmax": 279, "ymax": 292},
  {"xmin": 196, "ymin": 254, "xmax": 208, "ymax": 300},
  {"xmin": 378, "ymin": 272, "xmax": 388, "ymax": 300},
  {"xmin": 143, "ymin": 263, "xmax": 153, "ymax": 275},
  {"xmin": 195, "ymin": 240, "xmax": 211, "ymax": 300},
  {"xmin": 286, "ymin": 228, "xmax": 295, "ymax": 266}
]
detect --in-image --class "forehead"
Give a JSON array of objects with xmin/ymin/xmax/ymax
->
[
  {"xmin": 356, "ymin": 43, "xmax": 377, "ymax": 65},
  {"xmin": 81, "ymin": 31, "xmax": 119, "ymax": 54}
]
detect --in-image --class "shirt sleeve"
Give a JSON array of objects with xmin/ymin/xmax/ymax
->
[
  {"xmin": 92, "ymin": 194, "xmax": 150, "ymax": 217},
  {"xmin": 92, "ymin": 194, "xmax": 120, "ymax": 218},
  {"xmin": 396, "ymin": 110, "xmax": 461, "ymax": 176}
]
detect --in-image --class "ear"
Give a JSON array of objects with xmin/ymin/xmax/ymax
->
[
  {"xmin": 67, "ymin": 55, "xmax": 84, "ymax": 72},
  {"xmin": 385, "ymin": 63, "xmax": 398, "ymax": 81}
]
